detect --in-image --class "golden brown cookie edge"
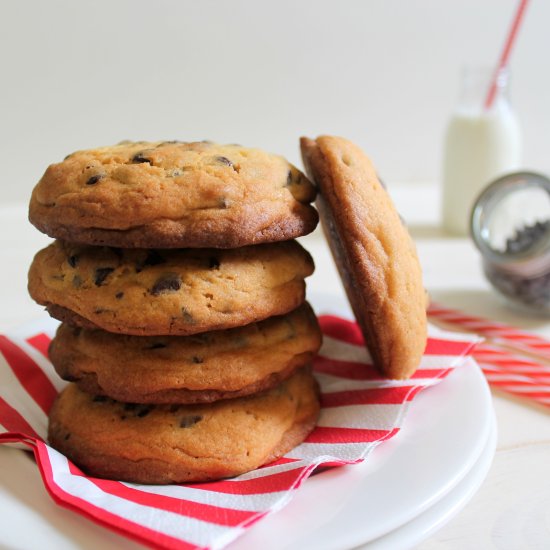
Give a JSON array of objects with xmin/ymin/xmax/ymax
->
[{"xmin": 300, "ymin": 135, "xmax": 427, "ymax": 379}]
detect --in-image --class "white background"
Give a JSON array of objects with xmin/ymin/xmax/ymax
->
[{"xmin": 1, "ymin": 0, "xmax": 549, "ymax": 202}]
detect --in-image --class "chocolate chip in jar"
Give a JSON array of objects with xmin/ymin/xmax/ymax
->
[{"xmin": 471, "ymin": 172, "xmax": 550, "ymax": 316}]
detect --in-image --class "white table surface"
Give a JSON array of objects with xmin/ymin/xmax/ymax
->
[{"xmin": 1, "ymin": 182, "xmax": 550, "ymax": 549}]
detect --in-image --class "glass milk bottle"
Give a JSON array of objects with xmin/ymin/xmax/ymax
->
[{"xmin": 441, "ymin": 67, "xmax": 522, "ymax": 235}]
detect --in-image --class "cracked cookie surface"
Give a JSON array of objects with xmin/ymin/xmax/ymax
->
[
  {"xmin": 49, "ymin": 303, "xmax": 322, "ymax": 404},
  {"xmin": 29, "ymin": 140, "xmax": 319, "ymax": 248},
  {"xmin": 28, "ymin": 240, "xmax": 314, "ymax": 335},
  {"xmin": 48, "ymin": 368, "xmax": 320, "ymax": 484}
]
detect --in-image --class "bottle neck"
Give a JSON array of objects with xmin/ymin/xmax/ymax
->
[{"xmin": 457, "ymin": 67, "xmax": 511, "ymax": 113}]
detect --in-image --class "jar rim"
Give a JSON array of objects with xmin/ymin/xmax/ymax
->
[{"xmin": 470, "ymin": 171, "xmax": 550, "ymax": 265}]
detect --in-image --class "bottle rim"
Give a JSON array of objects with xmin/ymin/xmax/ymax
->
[
  {"xmin": 459, "ymin": 65, "xmax": 510, "ymax": 88},
  {"xmin": 470, "ymin": 171, "xmax": 550, "ymax": 267}
]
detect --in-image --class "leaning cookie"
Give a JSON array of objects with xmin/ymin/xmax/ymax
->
[
  {"xmin": 29, "ymin": 141, "xmax": 318, "ymax": 248},
  {"xmin": 49, "ymin": 303, "xmax": 322, "ymax": 404},
  {"xmin": 28, "ymin": 240, "xmax": 314, "ymax": 336},
  {"xmin": 300, "ymin": 135, "xmax": 427, "ymax": 379},
  {"xmin": 48, "ymin": 369, "xmax": 320, "ymax": 484}
]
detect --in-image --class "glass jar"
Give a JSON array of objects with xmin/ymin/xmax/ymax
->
[
  {"xmin": 442, "ymin": 67, "xmax": 522, "ymax": 235},
  {"xmin": 470, "ymin": 172, "xmax": 550, "ymax": 316}
]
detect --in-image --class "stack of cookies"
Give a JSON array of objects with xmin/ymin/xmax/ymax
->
[{"xmin": 27, "ymin": 141, "xmax": 322, "ymax": 484}]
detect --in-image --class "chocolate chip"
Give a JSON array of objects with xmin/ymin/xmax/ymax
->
[
  {"xmin": 93, "ymin": 395, "xmax": 107, "ymax": 402},
  {"xmin": 182, "ymin": 307, "xmax": 195, "ymax": 324},
  {"xmin": 136, "ymin": 406, "xmax": 152, "ymax": 418},
  {"xmin": 208, "ymin": 257, "xmax": 220, "ymax": 269},
  {"xmin": 131, "ymin": 152, "xmax": 152, "ymax": 164},
  {"xmin": 86, "ymin": 174, "xmax": 104, "ymax": 186},
  {"xmin": 505, "ymin": 221, "xmax": 550, "ymax": 254},
  {"xmin": 148, "ymin": 342, "xmax": 167, "ymax": 349},
  {"xmin": 189, "ymin": 333, "xmax": 211, "ymax": 346},
  {"xmin": 151, "ymin": 274, "xmax": 182, "ymax": 296},
  {"xmin": 286, "ymin": 170, "xmax": 292, "ymax": 186},
  {"xmin": 191, "ymin": 356, "xmax": 204, "ymax": 364},
  {"xmin": 180, "ymin": 415, "xmax": 203, "ymax": 428},
  {"xmin": 68, "ymin": 255, "xmax": 78, "ymax": 268},
  {"xmin": 144, "ymin": 250, "xmax": 166, "ymax": 267},
  {"xmin": 115, "ymin": 291, "xmax": 124, "ymax": 299},
  {"xmin": 72, "ymin": 275, "xmax": 82, "ymax": 289},
  {"xmin": 94, "ymin": 267, "xmax": 115, "ymax": 286},
  {"xmin": 485, "ymin": 220, "xmax": 550, "ymax": 311},
  {"xmin": 136, "ymin": 250, "xmax": 165, "ymax": 272},
  {"xmin": 214, "ymin": 156, "xmax": 233, "ymax": 167},
  {"xmin": 64, "ymin": 433, "xmax": 71, "ymax": 440}
]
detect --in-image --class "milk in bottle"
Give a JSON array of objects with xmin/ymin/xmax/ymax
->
[{"xmin": 442, "ymin": 67, "xmax": 521, "ymax": 235}]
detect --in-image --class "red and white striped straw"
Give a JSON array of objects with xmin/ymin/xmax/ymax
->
[
  {"xmin": 474, "ymin": 365, "xmax": 550, "ymax": 407},
  {"xmin": 428, "ymin": 303, "xmax": 550, "ymax": 363},
  {"xmin": 484, "ymin": 0, "xmax": 530, "ymax": 110},
  {"xmin": 474, "ymin": 342, "xmax": 550, "ymax": 379},
  {"xmin": 428, "ymin": 303, "xmax": 550, "ymax": 408}
]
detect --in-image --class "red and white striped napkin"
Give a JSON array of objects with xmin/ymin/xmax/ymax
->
[{"xmin": 0, "ymin": 315, "xmax": 477, "ymax": 550}]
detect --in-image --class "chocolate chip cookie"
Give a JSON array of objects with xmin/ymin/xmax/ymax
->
[
  {"xmin": 48, "ymin": 368, "xmax": 320, "ymax": 484},
  {"xmin": 28, "ymin": 240, "xmax": 314, "ymax": 335},
  {"xmin": 48, "ymin": 303, "xmax": 322, "ymax": 404},
  {"xmin": 29, "ymin": 141, "xmax": 318, "ymax": 248},
  {"xmin": 300, "ymin": 135, "xmax": 427, "ymax": 379}
]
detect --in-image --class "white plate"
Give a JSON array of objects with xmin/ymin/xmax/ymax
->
[
  {"xmin": 229, "ymin": 358, "xmax": 494, "ymax": 550},
  {"xmin": 0, "ymin": 296, "xmax": 494, "ymax": 550},
  {"xmin": 360, "ymin": 413, "xmax": 496, "ymax": 550}
]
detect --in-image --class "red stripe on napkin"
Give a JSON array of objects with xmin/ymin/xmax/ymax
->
[
  {"xmin": 185, "ymin": 465, "xmax": 310, "ymax": 495},
  {"xmin": 0, "ymin": 315, "xmax": 477, "ymax": 550},
  {"xmin": 0, "ymin": 335, "xmax": 57, "ymax": 414},
  {"xmin": 321, "ymin": 386, "xmax": 416, "ymax": 407},
  {"xmin": 0, "ymin": 396, "xmax": 41, "ymax": 439},
  {"xmin": 424, "ymin": 338, "xmax": 476, "ymax": 356},
  {"xmin": 35, "ymin": 443, "xmax": 196, "ymax": 550},
  {"xmin": 71, "ymin": 471, "xmax": 257, "ymax": 527},
  {"xmin": 320, "ymin": 315, "xmax": 476, "ymax": 357},
  {"xmin": 305, "ymin": 427, "xmax": 396, "ymax": 444},
  {"xmin": 314, "ymin": 356, "xmax": 445, "ymax": 381},
  {"xmin": 319, "ymin": 316, "xmax": 364, "ymax": 345},
  {"xmin": 314, "ymin": 356, "xmax": 380, "ymax": 379},
  {"xmin": 26, "ymin": 333, "xmax": 51, "ymax": 358}
]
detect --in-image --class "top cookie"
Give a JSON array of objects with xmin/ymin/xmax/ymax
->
[
  {"xmin": 29, "ymin": 141, "xmax": 319, "ymax": 248},
  {"xmin": 300, "ymin": 136, "xmax": 427, "ymax": 379}
]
